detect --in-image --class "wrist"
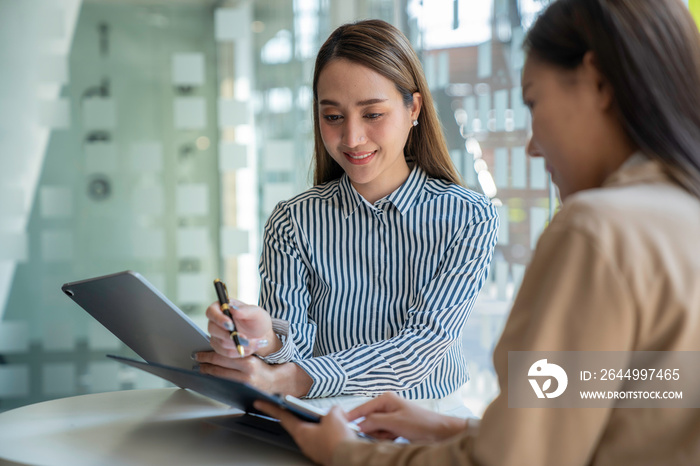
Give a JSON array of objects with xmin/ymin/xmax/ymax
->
[
  {"xmin": 266, "ymin": 362, "xmax": 312, "ymax": 397},
  {"xmin": 280, "ymin": 362, "xmax": 312, "ymax": 397}
]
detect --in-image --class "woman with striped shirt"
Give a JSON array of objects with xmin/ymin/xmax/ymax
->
[{"xmin": 196, "ymin": 19, "xmax": 498, "ymax": 412}]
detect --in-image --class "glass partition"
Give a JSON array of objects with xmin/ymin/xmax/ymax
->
[{"xmin": 413, "ymin": 0, "xmax": 554, "ymax": 414}]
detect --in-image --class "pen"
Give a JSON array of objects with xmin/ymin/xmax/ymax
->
[{"xmin": 213, "ymin": 278, "xmax": 245, "ymax": 357}]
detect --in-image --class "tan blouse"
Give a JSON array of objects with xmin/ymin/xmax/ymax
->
[{"xmin": 333, "ymin": 158, "xmax": 700, "ymax": 466}]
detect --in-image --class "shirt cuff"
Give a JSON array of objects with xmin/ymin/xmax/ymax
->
[
  {"xmin": 258, "ymin": 318, "xmax": 296, "ymax": 364},
  {"xmin": 294, "ymin": 355, "xmax": 348, "ymax": 398}
]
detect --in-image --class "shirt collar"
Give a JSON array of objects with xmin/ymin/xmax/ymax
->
[
  {"xmin": 336, "ymin": 165, "xmax": 429, "ymax": 219},
  {"xmin": 337, "ymin": 173, "xmax": 364, "ymax": 219},
  {"xmin": 602, "ymin": 151, "xmax": 670, "ymax": 188},
  {"xmin": 385, "ymin": 165, "xmax": 428, "ymax": 215}
]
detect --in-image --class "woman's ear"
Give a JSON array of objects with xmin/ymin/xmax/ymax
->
[
  {"xmin": 411, "ymin": 92, "xmax": 423, "ymax": 121},
  {"xmin": 582, "ymin": 51, "xmax": 614, "ymax": 111}
]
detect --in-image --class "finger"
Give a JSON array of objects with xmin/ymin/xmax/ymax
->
[
  {"xmin": 228, "ymin": 302, "xmax": 263, "ymax": 327},
  {"xmin": 326, "ymin": 405, "xmax": 347, "ymax": 419},
  {"xmin": 198, "ymin": 363, "xmax": 249, "ymax": 382},
  {"xmin": 208, "ymin": 320, "xmax": 236, "ymax": 343},
  {"xmin": 347, "ymin": 392, "xmax": 398, "ymax": 421},
  {"xmin": 217, "ymin": 336, "xmax": 264, "ymax": 358},
  {"xmin": 195, "ymin": 350, "xmax": 257, "ymax": 370},
  {"xmin": 324, "ymin": 406, "xmax": 355, "ymax": 431},
  {"xmin": 209, "ymin": 332, "xmax": 268, "ymax": 359},
  {"xmin": 208, "ymin": 335, "xmax": 245, "ymax": 359},
  {"xmin": 246, "ymin": 337, "xmax": 270, "ymax": 353},
  {"xmin": 194, "ymin": 350, "xmax": 216, "ymax": 363},
  {"xmin": 231, "ymin": 337, "xmax": 268, "ymax": 357},
  {"xmin": 356, "ymin": 412, "xmax": 402, "ymax": 436},
  {"xmin": 228, "ymin": 307, "xmax": 276, "ymax": 349},
  {"xmin": 205, "ymin": 302, "xmax": 235, "ymax": 332},
  {"xmin": 229, "ymin": 298, "xmax": 247, "ymax": 309},
  {"xmin": 367, "ymin": 431, "xmax": 399, "ymax": 441},
  {"xmin": 201, "ymin": 351, "xmax": 248, "ymax": 368}
]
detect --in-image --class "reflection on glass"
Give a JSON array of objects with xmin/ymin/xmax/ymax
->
[{"xmin": 412, "ymin": 0, "xmax": 551, "ymax": 415}]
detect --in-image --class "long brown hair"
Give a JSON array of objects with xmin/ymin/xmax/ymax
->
[
  {"xmin": 311, "ymin": 19, "xmax": 463, "ymax": 186},
  {"xmin": 524, "ymin": 0, "xmax": 700, "ymax": 198}
]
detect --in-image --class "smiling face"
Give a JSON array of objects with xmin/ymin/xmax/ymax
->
[
  {"xmin": 522, "ymin": 53, "xmax": 636, "ymax": 200},
  {"xmin": 316, "ymin": 59, "xmax": 421, "ymax": 203}
]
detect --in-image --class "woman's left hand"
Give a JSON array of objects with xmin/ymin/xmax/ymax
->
[
  {"xmin": 253, "ymin": 402, "xmax": 359, "ymax": 466},
  {"xmin": 195, "ymin": 353, "xmax": 313, "ymax": 396},
  {"xmin": 196, "ymin": 351, "xmax": 280, "ymax": 392}
]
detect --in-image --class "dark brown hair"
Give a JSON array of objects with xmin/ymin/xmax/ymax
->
[
  {"xmin": 311, "ymin": 19, "xmax": 463, "ymax": 186},
  {"xmin": 524, "ymin": 0, "xmax": 700, "ymax": 198}
]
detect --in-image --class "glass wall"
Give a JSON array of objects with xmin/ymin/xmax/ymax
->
[
  {"xmin": 0, "ymin": 0, "xmax": 550, "ymax": 416},
  {"xmin": 414, "ymin": 0, "xmax": 554, "ymax": 414}
]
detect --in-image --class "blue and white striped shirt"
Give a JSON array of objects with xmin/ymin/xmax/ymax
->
[{"xmin": 259, "ymin": 166, "xmax": 498, "ymax": 399}]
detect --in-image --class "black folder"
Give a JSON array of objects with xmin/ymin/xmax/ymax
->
[{"xmin": 106, "ymin": 354, "xmax": 319, "ymax": 423}]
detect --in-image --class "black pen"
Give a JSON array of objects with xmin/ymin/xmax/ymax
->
[{"xmin": 213, "ymin": 278, "xmax": 245, "ymax": 357}]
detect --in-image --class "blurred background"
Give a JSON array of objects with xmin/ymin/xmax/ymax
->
[{"xmin": 1, "ymin": 0, "xmax": 695, "ymax": 416}]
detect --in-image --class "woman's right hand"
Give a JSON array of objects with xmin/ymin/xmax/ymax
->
[
  {"xmin": 347, "ymin": 392, "xmax": 467, "ymax": 442},
  {"xmin": 198, "ymin": 300, "xmax": 311, "ymax": 396},
  {"xmin": 204, "ymin": 299, "xmax": 282, "ymax": 358}
]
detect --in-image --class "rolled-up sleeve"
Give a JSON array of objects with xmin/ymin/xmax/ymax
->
[{"xmin": 258, "ymin": 202, "xmax": 316, "ymax": 364}]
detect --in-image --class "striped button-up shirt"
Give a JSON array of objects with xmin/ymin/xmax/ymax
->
[{"xmin": 259, "ymin": 166, "xmax": 498, "ymax": 399}]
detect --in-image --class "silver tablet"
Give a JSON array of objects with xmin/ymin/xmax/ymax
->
[{"xmin": 62, "ymin": 270, "xmax": 211, "ymax": 369}]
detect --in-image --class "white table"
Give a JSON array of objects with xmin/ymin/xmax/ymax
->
[{"xmin": 0, "ymin": 388, "xmax": 313, "ymax": 466}]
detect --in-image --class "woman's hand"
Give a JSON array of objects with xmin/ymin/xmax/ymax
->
[
  {"xmin": 348, "ymin": 392, "xmax": 467, "ymax": 442},
  {"xmin": 254, "ymin": 402, "xmax": 359, "ymax": 466},
  {"xmin": 204, "ymin": 299, "xmax": 282, "ymax": 358},
  {"xmin": 195, "ymin": 299, "xmax": 313, "ymax": 396},
  {"xmin": 195, "ymin": 352, "xmax": 312, "ymax": 396}
]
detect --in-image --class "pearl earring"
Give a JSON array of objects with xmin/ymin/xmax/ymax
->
[{"xmin": 412, "ymin": 119, "xmax": 419, "ymax": 127}]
